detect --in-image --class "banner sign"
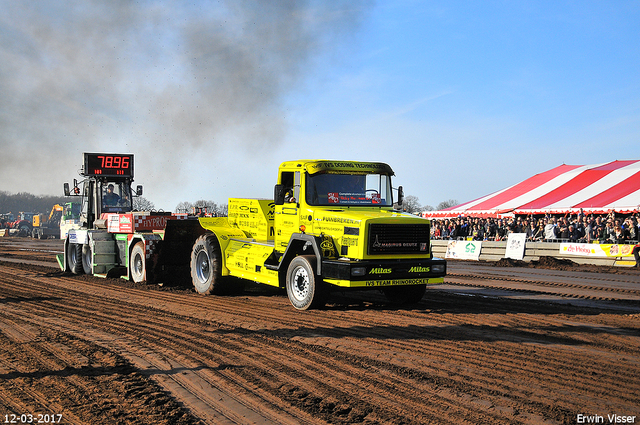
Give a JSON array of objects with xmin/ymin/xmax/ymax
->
[
  {"xmin": 445, "ymin": 240, "xmax": 482, "ymax": 260},
  {"xmin": 560, "ymin": 243, "xmax": 636, "ymax": 258},
  {"xmin": 505, "ymin": 233, "xmax": 527, "ymax": 260}
]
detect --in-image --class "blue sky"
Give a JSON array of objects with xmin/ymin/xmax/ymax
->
[{"xmin": 1, "ymin": 1, "xmax": 638, "ymax": 211}]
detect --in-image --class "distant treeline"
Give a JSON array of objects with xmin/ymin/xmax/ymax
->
[{"xmin": 0, "ymin": 191, "xmax": 70, "ymax": 215}]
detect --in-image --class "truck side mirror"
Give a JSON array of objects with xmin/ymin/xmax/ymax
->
[
  {"xmin": 397, "ymin": 185, "xmax": 404, "ymax": 206},
  {"xmin": 136, "ymin": 185, "xmax": 143, "ymax": 196},
  {"xmin": 64, "ymin": 183, "xmax": 70, "ymax": 197},
  {"xmin": 274, "ymin": 184, "xmax": 285, "ymax": 205}
]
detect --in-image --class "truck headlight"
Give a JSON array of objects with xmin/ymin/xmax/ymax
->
[
  {"xmin": 431, "ymin": 264, "xmax": 445, "ymax": 274},
  {"xmin": 351, "ymin": 267, "xmax": 366, "ymax": 277}
]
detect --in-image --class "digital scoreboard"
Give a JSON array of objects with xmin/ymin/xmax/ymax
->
[{"xmin": 83, "ymin": 153, "xmax": 134, "ymax": 178}]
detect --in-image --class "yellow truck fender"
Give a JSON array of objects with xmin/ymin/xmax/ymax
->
[{"xmin": 197, "ymin": 217, "xmax": 249, "ymax": 274}]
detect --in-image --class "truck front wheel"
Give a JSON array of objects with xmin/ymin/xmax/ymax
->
[
  {"xmin": 130, "ymin": 242, "xmax": 145, "ymax": 283},
  {"xmin": 190, "ymin": 234, "xmax": 224, "ymax": 295},
  {"xmin": 286, "ymin": 255, "xmax": 327, "ymax": 310},
  {"xmin": 82, "ymin": 244, "xmax": 92, "ymax": 275},
  {"xmin": 67, "ymin": 243, "xmax": 83, "ymax": 275}
]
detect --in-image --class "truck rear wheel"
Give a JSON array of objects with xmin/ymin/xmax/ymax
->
[
  {"xmin": 190, "ymin": 234, "xmax": 224, "ymax": 295},
  {"xmin": 67, "ymin": 243, "xmax": 83, "ymax": 275},
  {"xmin": 130, "ymin": 242, "xmax": 146, "ymax": 283},
  {"xmin": 286, "ymin": 255, "xmax": 327, "ymax": 310},
  {"xmin": 382, "ymin": 284, "xmax": 427, "ymax": 305}
]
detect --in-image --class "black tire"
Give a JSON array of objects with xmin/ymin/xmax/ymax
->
[
  {"xmin": 67, "ymin": 243, "xmax": 83, "ymax": 275},
  {"xmin": 190, "ymin": 234, "xmax": 225, "ymax": 295},
  {"xmin": 130, "ymin": 242, "xmax": 146, "ymax": 283},
  {"xmin": 382, "ymin": 284, "xmax": 427, "ymax": 305},
  {"xmin": 285, "ymin": 255, "xmax": 327, "ymax": 310},
  {"xmin": 18, "ymin": 224, "xmax": 31, "ymax": 237},
  {"xmin": 82, "ymin": 244, "xmax": 92, "ymax": 275}
]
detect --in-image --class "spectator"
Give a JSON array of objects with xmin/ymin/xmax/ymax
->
[
  {"xmin": 526, "ymin": 221, "xmax": 537, "ymax": 240},
  {"xmin": 496, "ymin": 219, "xmax": 509, "ymax": 241},
  {"xmin": 567, "ymin": 224, "xmax": 581, "ymax": 242},
  {"xmin": 604, "ymin": 221, "xmax": 616, "ymax": 243},
  {"xmin": 485, "ymin": 218, "xmax": 497, "ymax": 240},
  {"xmin": 610, "ymin": 225, "xmax": 625, "ymax": 243},
  {"xmin": 532, "ymin": 222, "xmax": 545, "ymax": 241},
  {"xmin": 471, "ymin": 224, "xmax": 484, "ymax": 241},
  {"xmin": 623, "ymin": 217, "xmax": 638, "ymax": 242},
  {"xmin": 427, "ymin": 211, "xmax": 640, "ymax": 244},
  {"xmin": 556, "ymin": 218, "xmax": 569, "ymax": 239},
  {"xmin": 544, "ymin": 218, "xmax": 557, "ymax": 240}
]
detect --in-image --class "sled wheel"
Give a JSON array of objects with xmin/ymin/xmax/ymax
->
[
  {"xmin": 82, "ymin": 244, "xmax": 93, "ymax": 275},
  {"xmin": 67, "ymin": 243, "xmax": 83, "ymax": 275},
  {"xmin": 190, "ymin": 234, "xmax": 224, "ymax": 295},
  {"xmin": 286, "ymin": 255, "xmax": 327, "ymax": 310},
  {"xmin": 130, "ymin": 242, "xmax": 146, "ymax": 283},
  {"xmin": 382, "ymin": 284, "xmax": 427, "ymax": 305}
]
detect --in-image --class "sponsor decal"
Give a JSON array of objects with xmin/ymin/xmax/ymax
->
[
  {"xmin": 364, "ymin": 278, "xmax": 429, "ymax": 286},
  {"xmin": 561, "ymin": 243, "xmax": 635, "ymax": 258},
  {"xmin": 372, "ymin": 235, "xmax": 417, "ymax": 249},
  {"xmin": 308, "ymin": 161, "xmax": 390, "ymax": 174},
  {"xmin": 369, "ymin": 267, "xmax": 392, "ymax": 274},
  {"xmin": 320, "ymin": 237, "xmax": 336, "ymax": 257},
  {"xmin": 342, "ymin": 237, "xmax": 358, "ymax": 247},
  {"xmin": 327, "ymin": 192, "xmax": 382, "ymax": 205},
  {"xmin": 322, "ymin": 216, "xmax": 360, "ymax": 224},
  {"xmin": 408, "ymin": 266, "xmax": 430, "ymax": 273},
  {"xmin": 445, "ymin": 240, "xmax": 482, "ymax": 260}
]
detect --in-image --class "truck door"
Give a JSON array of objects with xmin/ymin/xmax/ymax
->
[{"xmin": 274, "ymin": 171, "xmax": 301, "ymax": 252}]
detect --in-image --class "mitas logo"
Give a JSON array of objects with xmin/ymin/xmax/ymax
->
[
  {"xmin": 369, "ymin": 267, "xmax": 392, "ymax": 274},
  {"xmin": 409, "ymin": 266, "xmax": 430, "ymax": 273}
]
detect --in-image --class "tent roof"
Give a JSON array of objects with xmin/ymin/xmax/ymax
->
[{"xmin": 425, "ymin": 160, "xmax": 640, "ymax": 218}]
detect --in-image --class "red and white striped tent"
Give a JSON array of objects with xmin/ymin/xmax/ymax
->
[{"xmin": 424, "ymin": 160, "xmax": 640, "ymax": 218}]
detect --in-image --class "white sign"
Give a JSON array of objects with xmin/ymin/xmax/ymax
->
[
  {"xmin": 505, "ymin": 233, "xmax": 527, "ymax": 260},
  {"xmin": 445, "ymin": 240, "xmax": 482, "ymax": 260}
]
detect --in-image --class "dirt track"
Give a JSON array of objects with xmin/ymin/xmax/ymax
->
[{"xmin": 1, "ymin": 239, "xmax": 639, "ymax": 425}]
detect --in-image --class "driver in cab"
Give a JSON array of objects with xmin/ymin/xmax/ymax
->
[{"xmin": 103, "ymin": 184, "xmax": 121, "ymax": 206}]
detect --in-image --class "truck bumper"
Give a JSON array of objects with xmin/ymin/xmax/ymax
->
[{"xmin": 321, "ymin": 257, "xmax": 446, "ymax": 288}]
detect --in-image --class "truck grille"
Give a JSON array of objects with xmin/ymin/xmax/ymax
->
[{"xmin": 368, "ymin": 223, "xmax": 430, "ymax": 255}]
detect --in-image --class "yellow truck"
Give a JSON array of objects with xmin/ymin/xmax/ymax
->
[
  {"xmin": 60, "ymin": 155, "xmax": 446, "ymax": 310},
  {"xmin": 185, "ymin": 159, "xmax": 446, "ymax": 309}
]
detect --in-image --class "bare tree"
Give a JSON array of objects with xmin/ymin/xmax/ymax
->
[
  {"xmin": 216, "ymin": 203, "xmax": 228, "ymax": 217},
  {"xmin": 436, "ymin": 199, "xmax": 459, "ymax": 210},
  {"xmin": 133, "ymin": 196, "xmax": 155, "ymax": 211},
  {"xmin": 175, "ymin": 201, "xmax": 194, "ymax": 214},
  {"xmin": 402, "ymin": 195, "xmax": 423, "ymax": 214}
]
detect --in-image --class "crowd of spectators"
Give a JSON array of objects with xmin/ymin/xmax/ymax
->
[{"xmin": 429, "ymin": 210, "xmax": 640, "ymax": 244}]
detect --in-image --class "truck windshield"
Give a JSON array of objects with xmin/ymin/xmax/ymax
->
[
  {"xmin": 305, "ymin": 172, "xmax": 393, "ymax": 206},
  {"xmin": 101, "ymin": 181, "xmax": 132, "ymax": 212}
]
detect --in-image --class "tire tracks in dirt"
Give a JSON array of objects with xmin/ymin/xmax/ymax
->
[{"xmin": 1, "ymin": 261, "xmax": 639, "ymax": 424}]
